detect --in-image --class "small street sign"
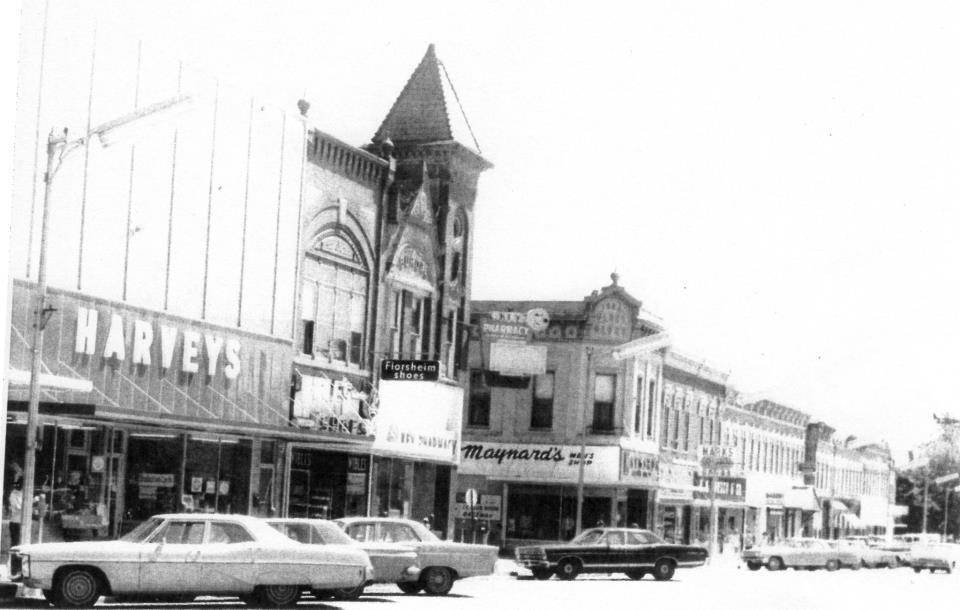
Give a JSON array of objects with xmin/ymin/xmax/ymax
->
[{"xmin": 934, "ymin": 472, "xmax": 960, "ymax": 485}]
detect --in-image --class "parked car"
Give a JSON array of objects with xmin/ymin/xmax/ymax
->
[
  {"xmin": 268, "ymin": 517, "xmax": 419, "ymax": 600},
  {"xmin": 333, "ymin": 517, "xmax": 498, "ymax": 596},
  {"xmin": 741, "ymin": 538, "xmax": 859, "ymax": 571},
  {"xmin": 514, "ymin": 527, "xmax": 708, "ymax": 581},
  {"xmin": 838, "ymin": 537, "xmax": 899, "ymax": 568},
  {"xmin": 908, "ymin": 543, "xmax": 960, "ymax": 574},
  {"xmin": 7, "ymin": 513, "xmax": 372, "ymax": 608}
]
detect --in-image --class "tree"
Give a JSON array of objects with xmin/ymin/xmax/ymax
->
[{"xmin": 896, "ymin": 417, "xmax": 960, "ymax": 538}]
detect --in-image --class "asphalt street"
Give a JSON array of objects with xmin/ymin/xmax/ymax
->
[{"xmin": 5, "ymin": 563, "xmax": 958, "ymax": 610}]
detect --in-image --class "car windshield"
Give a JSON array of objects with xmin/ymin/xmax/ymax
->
[
  {"xmin": 333, "ymin": 519, "xmax": 440, "ymax": 543},
  {"xmin": 312, "ymin": 521, "xmax": 357, "ymax": 545},
  {"xmin": 120, "ymin": 517, "xmax": 164, "ymax": 542},
  {"xmin": 571, "ymin": 529, "xmax": 605, "ymax": 545}
]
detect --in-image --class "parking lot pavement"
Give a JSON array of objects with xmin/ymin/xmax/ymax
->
[{"xmin": 3, "ymin": 566, "xmax": 957, "ymax": 609}]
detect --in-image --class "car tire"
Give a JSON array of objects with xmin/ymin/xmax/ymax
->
[
  {"xmin": 746, "ymin": 562, "xmax": 762, "ymax": 571},
  {"xmin": 851, "ymin": 560, "xmax": 862, "ymax": 571},
  {"xmin": 556, "ymin": 559, "xmax": 581, "ymax": 581},
  {"xmin": 422, "ymin": 567, "xmax": 455, "ymax": 596},
  {"xmin": 397, "ymin": 582, "xmax": 423, "ymax": 595},
  {"xmin": 42, "ymin": 589, "xmax": 60, "ymax": 605},
  {"xmin": 332, "ymin": 584, "xmax": 365, "ymax": 600},
  {"xmin": 913, "ymin": 566, "xmax": 922, "ymax": 574},
  {"xmin": 532, "ymin": 568, "xmax": 553, "ymax": 580},
  {"xmin": 55, "ymin": 568, "xmax": 102, "ymax": 608},
  {"xmin": 257, "ymin": 584, "xmax": 302, "ymax": 607},
  {"xmin": 930, "ymin": 568, "xmax": 937, "ymax": 574},
  {"xmin": 825, "ymin": 559, "xmax": 840, "ymax": 572},
  {"xmin": 625, "ymin": 569, "xmax": 645, "ymax": 580},
  {"xmin": 652, "ymin": 559, "xmax": 676, "ymax": 581},
  {"xmin": 766, "ymin": 557, "xmax": 784, "ymax": 571}
]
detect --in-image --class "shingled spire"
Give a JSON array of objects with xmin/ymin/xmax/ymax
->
[{"xmin": 373, "ymin": 44, "xmax": 485, "ymax": 158}]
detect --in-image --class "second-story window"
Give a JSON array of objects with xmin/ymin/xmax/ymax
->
[
  {"xmin": 468, "ymin": 370, "xmax": 490, "ymax": 427},
  {"xmin": 592, "ymin": 374, "xmax": 615, "ymax": 432},
  {"xmin": 390, "ymin": 289, "xmax": 429, "ymax": 359},
  {"xmin": 531, "ymin": 372, "xmax": 555, "ymax": 429},
  {"xmin": 301, "ymin": 233, "xmax": 367, "ymax": 366}
]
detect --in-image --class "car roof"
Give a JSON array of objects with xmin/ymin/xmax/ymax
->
[
  {"xmin": 152, "ymin": 513, "xmax": 264, "ymax": 524},
  {"xmin": 335, "ymin": 517, "xmax": 423, "ymax": 526}
]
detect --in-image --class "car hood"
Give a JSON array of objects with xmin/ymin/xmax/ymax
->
[{"xmin": 13, "ymin": 540, "xmax": 139, "ymax": 559}]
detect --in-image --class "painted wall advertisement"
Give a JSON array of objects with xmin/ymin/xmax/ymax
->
[
  {"xmin": 458, "ymin": 441, "xmax": 620, "ymax": 483},
  {"xmin": 372, "ymin": 379, "xmax": 463, "ymax": 463},
  {"xmin": 7, "ymin": 281, "xmax": 291, "ymax": 426}
]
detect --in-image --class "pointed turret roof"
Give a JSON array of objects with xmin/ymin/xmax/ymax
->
[{"xmin": 374, "ymin": 44, "xmax": 483, "ymax": 155}]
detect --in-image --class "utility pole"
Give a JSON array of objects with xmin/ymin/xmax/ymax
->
[{"xmin": 574, "ymin": 347, "xmax": 593, "ymax": 536}]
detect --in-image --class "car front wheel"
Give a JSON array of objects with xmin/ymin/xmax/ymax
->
[
  {"xmin": 56, "ymin": 568, "xmax": 102, "ymax": 608},
  {"xmin": 653, "ymin": 559, "xmax": 676, "ymax": 581},
  {"xmin": 746, "ymin": 562, "xmax": 762, "ymax": 571},
  {"xmin": 422, "ymin": 567, "xmax": 455, "ymax": 596},
  {"xmin": 532, "ymin": 568, "xmax": 553, "ymax": 580},
  {"xmin": 257, "ymin": 584, "xmax": 301, "ymax": 607},
  {"xmin": 556, "ymin": 559, "xmax": 581, "ymax": 581},
  {"xmin": 397, "ymin": 582, "xmax": 423, "ymax": 595},
  {"xmin": 766, "ymin": 557, "xmax": 784, "ymax": 571},
  {"xmin": 625, "ymin": 569, "xmax": 645, "ymax": 580},
  {"xmin": 825, "ymin": 559, "xmax": 840, "ymax": 572}
]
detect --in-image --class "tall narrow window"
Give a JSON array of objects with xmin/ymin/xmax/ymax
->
[
  {"xmin": 682, "ymin": 412, "xmax": 690, "ymax": 451},
  {"xmin": 531, "ymin": 372, "xmax": 555, "ymax": 429},
  {"xmin": 660, "ymin": 405, "xmax": 670, "ymax": 448},
  {"xmin": 300, "ymin": 282, "xmax": 316, "ymax": 355},
  {"xmin": 698, "ymin": 416, "xmax": 706, "ymax": 445},
  {"xmin": 671, "ymin": 408, "xmax": 681, "ymax": 449},
  {"xmin": 634, "ymin": 377, "xmax": 643, "ymax": 433},
  {"xmin": 592, "ymin": 374, "xmax": 615, "ymax": 432},
  {"xmin": 468, "ymin": 370, "xmax": 490, "ymax": 427},
  {"xmin": 646, "ymin": 380, "xmax": 656, "ymax": 437}
]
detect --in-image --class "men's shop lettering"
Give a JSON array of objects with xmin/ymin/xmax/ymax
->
[
  {"xmin": 74, "ymin": 306, "xmax": 241, "ymax": 378},
  {"xmin": 461, "ymin": 444, "xmax": 594, "ymax": 466}
]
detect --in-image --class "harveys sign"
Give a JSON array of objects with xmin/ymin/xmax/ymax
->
[{"xmin": 74, "ymin": 307, "xmax": 241, "ymax": 378}]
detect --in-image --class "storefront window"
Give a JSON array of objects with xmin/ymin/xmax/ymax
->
[
  {"xmin": 125, "ymin": 432, "xmax": 183, "ymax": 525},
  {"xmin": 372, "ymin": 457, "xmax": 412, "ymax": 518},
  {"xmin": 183, "ymin": 435, "xmax": 251, "ymax": 515},
  {"xmin": 288, "ymin": 449, "xmax": 369, "ymax": 519}
]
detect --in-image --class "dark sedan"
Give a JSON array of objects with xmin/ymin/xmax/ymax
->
[{"xmin": 514, "ymin": 528, "xmax": 708, "ymax": 581}]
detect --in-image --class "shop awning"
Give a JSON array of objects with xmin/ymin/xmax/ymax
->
[
  {"xmin": 783, "ymin": 486, "xmax": 820, "ymax": 512},
  {"xmin": 828, "ymin": 499, "xmax": 849, "ymax": 513},
  {"xmin": 840, "ymin": 512, "xmax": 864, "ymax": 529},
  {"xmin": 7, "ymin": 368, "xmax": 93, "ymax": 392}
]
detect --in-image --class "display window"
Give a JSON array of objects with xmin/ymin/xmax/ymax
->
[{"xmin": 289, "ymin": 449, "xmax": 368, "ymax": 519}]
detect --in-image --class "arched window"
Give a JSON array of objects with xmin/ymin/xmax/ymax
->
[{"xmin": 300, "ymin": 231, "xmax": 368, "ymax": 366}]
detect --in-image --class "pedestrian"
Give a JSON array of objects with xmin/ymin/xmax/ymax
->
[{"xmin": 8, "ymin": 480, "xmax": 23, "ymax": 547}]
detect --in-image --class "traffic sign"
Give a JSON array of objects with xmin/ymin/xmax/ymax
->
[
  {"xmin": 934, "ymin": 472, "xmax": 960, "ymax": 485},
  {"xmin": 464, "ymin": 488, "xmax": 479, "ymax": 507}
]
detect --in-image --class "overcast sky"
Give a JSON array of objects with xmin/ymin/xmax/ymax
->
[{"xmin": 6, "ymin": 0, "xmax": 960, "ymax": 458}]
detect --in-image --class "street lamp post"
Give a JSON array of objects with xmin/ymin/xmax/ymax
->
[
  {"xmin": 18, "ymin": 96, "xmax": 190, "ymax": 538},
  {"xmin": 574, "ymin": 347, "xmax": 596, "ymax": 536}
]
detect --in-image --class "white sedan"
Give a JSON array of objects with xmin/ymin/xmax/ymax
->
[
  {"xmin": 8, "ymin": 513, "xmax": 372, "ymax": 608},
  {"xmin": 334, "ymin": 517, "xmax": 498, "ymax": 596},
  {"xmin": 268, "ymin": 518, "xmax": 421, "ymax": 600}
]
